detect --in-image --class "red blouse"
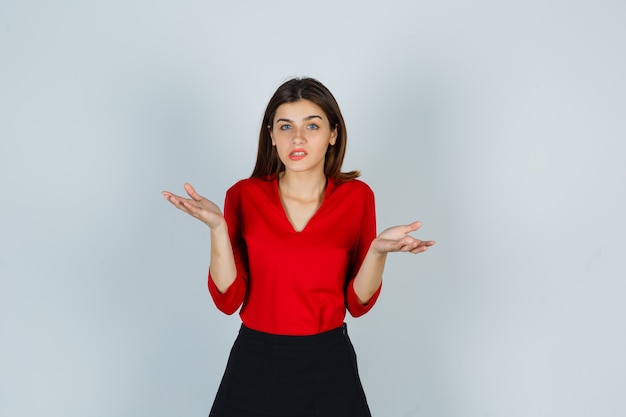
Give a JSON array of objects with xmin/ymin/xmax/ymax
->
[{"xmin": 208, "ymin": 177, "xmax": 381, "ymax": 335}]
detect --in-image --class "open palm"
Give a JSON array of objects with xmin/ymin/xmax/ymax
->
[
  {"xmin": 372, "ymin": 221, "xmax": 435, "ymax": 254},
  {"xmin": 162, "ymin": 183, "xmax": 225, "ymax": 229}
]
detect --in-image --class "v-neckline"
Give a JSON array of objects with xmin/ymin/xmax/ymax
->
[{"xmin": 274, "ymin": 177, "xmax": 333, "ymax": 233}]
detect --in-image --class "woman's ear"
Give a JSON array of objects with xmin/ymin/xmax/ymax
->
[
  {"xmin": 268, "ymin": 124, "xmax": 276, "ymax": 146},
  {"xmin": 330, "ymin": 124, "xmax": 338, "ymax": 145}
]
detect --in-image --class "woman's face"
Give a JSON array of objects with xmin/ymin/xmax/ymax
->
[{"xmin": 269, "ymin": 99, "xmax": 337, "ymax": 176}]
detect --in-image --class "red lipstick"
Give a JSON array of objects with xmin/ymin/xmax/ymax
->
[{"xmin": 289, "ymin": 149, "xmax": 307, "ymax": 161}]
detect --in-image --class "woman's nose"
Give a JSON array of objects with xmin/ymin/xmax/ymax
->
[{"xmin": 292, "ymin": 127, "xmax": 306, "ymax": 143}]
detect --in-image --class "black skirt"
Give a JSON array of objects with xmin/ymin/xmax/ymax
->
[{"xmin": 209, "ymin": 323, "xmax": 372, "ymax": 417}]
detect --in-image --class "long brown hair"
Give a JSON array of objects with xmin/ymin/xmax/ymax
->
[{"xmin": 251, "ymin": 77, "xmax": 360, "ymax": 181}]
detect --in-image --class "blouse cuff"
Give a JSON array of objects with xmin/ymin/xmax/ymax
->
[
  {"xmin": 346, "ymin": 278, "xmax": 382, "ymax": 317},
  {"xmin": 208, "ymin": 271, "xmax": 245, "ymax": 315}
]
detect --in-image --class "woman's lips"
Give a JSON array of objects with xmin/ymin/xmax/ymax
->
[{"xmin": 289, "ymin": 150, "xmax": 307, "ymax": 161}]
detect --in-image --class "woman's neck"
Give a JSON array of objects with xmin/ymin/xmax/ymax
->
[{"xmin": 278, "ymin": 171, "xmax": 327, "ymax": 201}]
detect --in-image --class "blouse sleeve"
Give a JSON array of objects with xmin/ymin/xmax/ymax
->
[
  {"xmin": 207, "ymin": 188, "xmax": 248, "ymax": 315},
  {"xmin": 345, "ymin": 183, "xmax": 382, "ymax": 317}
]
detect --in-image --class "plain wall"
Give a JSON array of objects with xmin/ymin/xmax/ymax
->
[{"xmin": 1, "ymin": 1, "xmax": 624, "ymax": 416}]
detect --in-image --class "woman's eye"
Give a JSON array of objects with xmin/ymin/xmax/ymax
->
[
  {"xmin": 279, "ymin": 124, "xmax": 291, "ymax": 130},
  {"xmin": 307, "ymin": 124, "xmax": 319, "ymax": 130}
]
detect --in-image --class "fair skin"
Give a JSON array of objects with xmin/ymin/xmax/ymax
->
[
  {"xmin": 269, "ymin": 100, "xmax": 337, "ymax": 232},
  {"xmin": 162, "ymin": 99, "xmax": 435, "ymax": 304}
]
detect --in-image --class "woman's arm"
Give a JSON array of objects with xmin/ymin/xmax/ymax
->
[
  {"xmin": 162, "ymin": 183, "xmax": 237, "ymax": 292},
  {"xmin": 352, "ymin": 221, "xmax": 435, "ymax": 304},
  {"xmin": 207, "ymin": 222, "xmax": 237, "ymax": 293}
]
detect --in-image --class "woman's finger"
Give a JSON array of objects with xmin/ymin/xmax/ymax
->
[
  {"xmin": 164, "ymin": 193, "xmax": 196, "ymax": 213},
  {"xmin": 162, "ymin": 191, "xmax": 178, "ymax": 200},
  {"xmin": 403, "ymin": 221, "xmax": 422, "ymax": 234},
  {"xmin": 184, "ymin": 183, "xmax": 203, "ymax": 202},
  {"xmin": 162, "ymin": 192, "xmax": 180, "ymax": 205},
  {"xmin": 410, "ymin": 242, "xmax": 428, "ymax": 252}
]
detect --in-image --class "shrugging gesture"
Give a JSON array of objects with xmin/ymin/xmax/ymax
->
[{"xmin": 162, "ymin": 78, "xmax": 437, "ymax": 416}]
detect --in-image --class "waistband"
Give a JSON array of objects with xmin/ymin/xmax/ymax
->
[{"xmin": 238, "ymin": 323, "xmax": 348, "ymax": 346}]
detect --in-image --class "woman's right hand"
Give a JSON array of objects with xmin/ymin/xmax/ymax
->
[{"xmin": 162, "ymin": 183, "xmax": 225, "ymax": 229}]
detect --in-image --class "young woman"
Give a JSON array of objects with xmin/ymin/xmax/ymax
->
[{"xmin": 162, "ymin": 77, "xmax": 435, "ymax": 417}]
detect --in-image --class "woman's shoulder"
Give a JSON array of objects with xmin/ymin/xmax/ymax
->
[
  {"xmin": 331, "ymin": 177, "xmax": 374, "ymax": 195},
  {"xmin": 329, "ymin": 178, "xmax": 375, "ymax": 206},
  {"xmin": 227, "ymin": 176, "xmax": 275, "ymax": 196}
]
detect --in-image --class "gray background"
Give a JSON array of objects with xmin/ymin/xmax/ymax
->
[{"xmin": 1, "ymin": 1, "xmax": 625, "ymax": 416}]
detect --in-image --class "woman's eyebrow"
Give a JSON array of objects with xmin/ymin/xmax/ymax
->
[{"xmin": 276, "ymin": 115, "xmax": 323, "ymax": 123}]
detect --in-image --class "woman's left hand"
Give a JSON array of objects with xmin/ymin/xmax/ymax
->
[{"xmin": 371, "ymin": 221, "xmax": 435, "ymax": 255}]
